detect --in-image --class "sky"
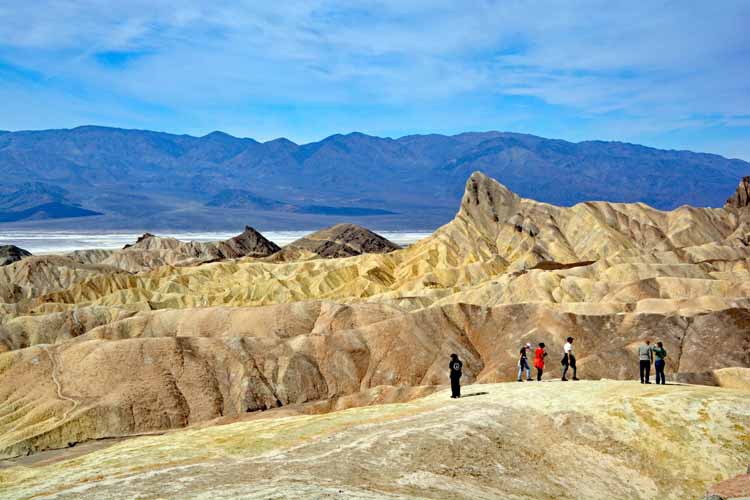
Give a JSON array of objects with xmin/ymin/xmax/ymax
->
[{"xmin": 0, "ymin": 1, "xmax": 749, "ymax": 159}]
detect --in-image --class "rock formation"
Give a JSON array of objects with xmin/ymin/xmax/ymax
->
[
  {"xmin": 269, "ymin": 223, "xmax": 401, "ymax": 261},
  {"xmin": 212, "ymin": 225, "xmax": 281, "ymax": 258},
  {"xmin": 726, "ymin": 176, "xmax": 750, "ymax": 209},
  {"xmin": 1, "ymin": 172, "xmax": 749, "ymax": 460},
  {"xmin": 0, "ymin": 255, "xmax": 124, "ymax": 304},
  {"xmin": 64, "ymin": 225, "xmax": 280, "ymax": 272},
  {"xmin": 0, "ymin": 245, "xmax": 31, "ymax": 266},
  {"xmin": 706, "ymin": 473, "xmax": 750, "ymax": 500},
  {"xmin": 0, "ymin": 381, "xmax": 747, "ymax": 500}
]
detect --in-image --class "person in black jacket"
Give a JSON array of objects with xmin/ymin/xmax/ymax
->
[
  {"xmin": 449, "ymin": 353, "xmax": 463, "ymax": 398},
  {"xmin": 517, "ymin": 343, "xmax": 532, "ymax": 381}
]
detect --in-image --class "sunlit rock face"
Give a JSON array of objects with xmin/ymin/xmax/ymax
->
[{"xmin": 1, "ymin": 171, "xmax": 749, "ymax": 460}]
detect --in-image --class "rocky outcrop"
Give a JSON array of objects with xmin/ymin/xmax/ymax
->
[
  {"xmin": 122, "ymin": 226, "xmax": 280, "ymax": 259},
  {"xmin": 0, "ymin": 245, "xmax": 31, "ymax": 266},
  {"xmin": 3, "ymin": 172, "xmax": 750, "ymax": 458},
  {"xmin": 66, "ymin": 226, "xmax": 280, "ymax": 272},
  {"xmin": 0, "ymin": 381, "xmax": 747, "ymax": 500},
  {"xmin": 0, "ymin": 255, "xmax": 124, "ymax": 304},
  {"xmin": 212, "ymin": 225, "xmax": 281, "ymax": 258},
  {"xmin": 0, "ymin": 299, "xmax": 748, "ymax": 457},
  {"xmin": 706, "ymin": 473, "xmax": 750, "ymax": 500},
  {"xmin": 0, "ymin": 301, "xmax": 483, "ymax": 457},
  {"xmin": 725, "ymin": 176, "xmax": 750, "ymax": 208},
  {"xmin": 270, "ymin": 223, "xmax": 401, "ymax": 261}
]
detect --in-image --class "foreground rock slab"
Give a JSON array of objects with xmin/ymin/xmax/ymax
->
[{"xmin": 1, "ymin": 381, "xmax": 747, "ymax": 500}]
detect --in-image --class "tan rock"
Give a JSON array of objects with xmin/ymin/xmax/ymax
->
[
  {"xmin": 2, "ymin": 172, "xmax": 750, "ymax": 458},
  {"xmin": 725, "ymin": 175, "xmax": 750, "ymax": 209},
  {"xmin": 0, "ymin": 381, "xmax": 747, "ymax": 500}
]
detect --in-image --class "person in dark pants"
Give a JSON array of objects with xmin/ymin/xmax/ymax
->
[
  {"xmin": 449, "ymin": 353, "xmax": 463, "ymax": 398},
  {"xmin": 652, "ymin": 341, "xmax": 667, "ymax": 385},
  {"xmin": 534, "ymin": 342, "xmax": 547, "ymax": 381},
  {"xmin": 561, "ymin": 337, "xmax": 578, "ymax": 381},
  {"xmin": 517, "ymin": 343, "xmax": 532, "ymax": 381},
  {"xmin": 638, "ymin": 339, "xmax": 653, "ymax": 384}
]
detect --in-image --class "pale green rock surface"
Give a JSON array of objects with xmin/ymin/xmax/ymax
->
[{"xmin": 1, "ymin": 380, "xmax": 748, "ymax": 500}]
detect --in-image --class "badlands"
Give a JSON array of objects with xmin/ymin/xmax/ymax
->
[{"xmin": 1, "ymin": 172, "xmax": 749, "ymax": 499}]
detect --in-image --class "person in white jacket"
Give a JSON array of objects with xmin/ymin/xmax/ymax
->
[{"xmin": 561, "ymin": 337, "xmax": 578, "ymax": 381}]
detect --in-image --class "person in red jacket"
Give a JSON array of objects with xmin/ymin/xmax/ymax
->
[{"xmin": 534, "ymin": 342, "xmax": 547, "ymax": 381}]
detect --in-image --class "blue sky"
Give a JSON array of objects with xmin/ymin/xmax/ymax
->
[{"xmin": 1, "ymin": 1, "xmax": 749, "ymax": 159}]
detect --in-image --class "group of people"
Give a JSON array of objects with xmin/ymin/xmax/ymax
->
[
  {"xmin": 448, "ymin": 336, "xmax": 580, "ymax": 397},
  {"xmin": 448, "ymin": 336, "xmax": 668, "ymax": 398},
  {"xmin": 516, "ymin": 336, "xmax": 578, "ymax": 382}
]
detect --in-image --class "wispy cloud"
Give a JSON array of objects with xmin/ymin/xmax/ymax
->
[{"xmin": 0, "ymin": 1, "xmax": 748, "ymax": 157}]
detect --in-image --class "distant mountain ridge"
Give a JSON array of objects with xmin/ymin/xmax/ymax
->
[
  {"xmin": 0, "ymin": 126, "xmax": 747, "ymax": 229},
  {"xmin": 205, "ymin": 189, "xmax": 395, "ymax": 216}
]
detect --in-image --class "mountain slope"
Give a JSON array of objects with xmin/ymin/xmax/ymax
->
[{"xmin": 0, "ymin": 127, "xmax": 747, "ymax": 229}]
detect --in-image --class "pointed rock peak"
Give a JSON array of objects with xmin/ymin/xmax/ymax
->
[
  {"xmin": 273, "ymin": 223, "xmax": 400, "ymax": 261},
  {"xmin": 308, "ymin": 223, "xmax": 399, "ymax": 250},
  {"xmin": 221, "ymin": 225, "xmax": 280, "ymax": 257},
  {"xmin": 459, "ymin": 172, "xmax": 521, "ymax": 232},
  {"xmin": 124, "ymin": 233, "xmax": 156, "ymax": 248},
  {"xmin": 241, "ymin": 225, "xmax": 263, "ymax": 236},
  {"xmin": 725, "ymin": 176, "xmax": 750, "ymax": 209}
]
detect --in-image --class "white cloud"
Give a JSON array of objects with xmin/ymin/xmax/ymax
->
[{"xmin": 0, "ymin": 0, "xmax": 748, "ymax": 156}]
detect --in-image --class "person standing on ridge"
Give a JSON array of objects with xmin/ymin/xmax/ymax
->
[
  {"xmin": 652, "ymin": 341, "xmax": 667, "ymax": 385},
  {"xmin": 517, "ymin": 343, "xmax": 532, "ymax": 382},
  {"xmin": 449, "ymin": 353, "xmax": 463, "ymax": 398},
  {"xmin": 639, "ymin": 339, "xmax": 653, "ymax": 384},
  {"xmin": 561, "ymin": 337, "xmax": 578, "ymax": 381},
  {"xmin": 534, "ymin": 342, "xmax": 547, "ymax": 381}
]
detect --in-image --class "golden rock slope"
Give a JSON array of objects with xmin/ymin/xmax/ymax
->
[
  {"xmin": 1, "ymin": 381, "xmax": 748, "ymax": 500},
  {"xmin": 0, "ymin": 172, "xmax": 749, "ymax": 458},
  {"xmin": 11, "ymin": 171, "xmax": 750, "ymax": 313}
]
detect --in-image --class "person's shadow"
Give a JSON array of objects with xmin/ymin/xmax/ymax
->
[{"xmin": 460, "ymin": 391, "xmax": 489, "ymax": 398}]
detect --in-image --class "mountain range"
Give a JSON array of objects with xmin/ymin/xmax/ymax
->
[{"xmin": 0, "ymin": 126, "xmax": 748, "ymax": 230}]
